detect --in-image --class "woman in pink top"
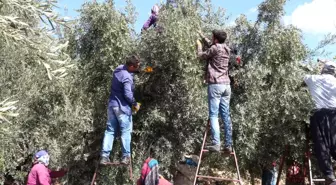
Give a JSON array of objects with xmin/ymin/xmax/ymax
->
[
  {"xmin": 142, "ymin": 5, "xmax": 160, "ymax": 31},
  {"xmin": 26, "ymin": 150, "xmax": 67, "ymax": 185}
]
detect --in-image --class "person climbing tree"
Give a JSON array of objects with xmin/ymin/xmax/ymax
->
[
  {"xmin": 142, "ymin": 5, "xmax": 160, "ymax": 31},
  {"xmin": 26, "ymin": 150, "xmax": 67, "ymax": 185},
  {"xmin": 198, "ymin": 31, "xmax": 240, "ymax": 85},
  {"xmin": 196, "ymin": 30, "xmax": 233, "ymax": 153},
  {"xmin": 304, "ymin": 61, "xmax": 336, "ymax": 185},
  {"xmin": 100, "ymin": 55, "xmax": 141, "ymax": 165}
]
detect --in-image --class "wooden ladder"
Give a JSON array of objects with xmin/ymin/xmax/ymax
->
[
  {"xmin": 90, "ymin": 158, "xmax": 133, "ymax": 185},
  {"xmin": 193, "ymin": 120, "xmax": 243, "ymax": 185},
  {"xmin": 305, "ymin": 124, "xmax": 325, "ymax": 185}
]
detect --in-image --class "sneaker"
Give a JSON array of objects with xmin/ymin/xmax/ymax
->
[
  {"xmin": 100, "ymin": 156, "xmax": 110, "ymax": 165},
  {"xmin": 205, "ymin": 144, "xmax": 220, "ymax": 152},
  {"xmin": 121, "ymin": 156, "xmax": 131, "ymax": 165}
]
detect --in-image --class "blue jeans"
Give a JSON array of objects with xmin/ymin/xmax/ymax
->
[
  {"xmin": 271, "ymin": 170, "xmax": 277, "ymax": 185},
  {"xmin": 208, "ymin": 84, "xmax": 232, "ymax": 147},
  {"xmin": 262, "ymin": 168, "xmax": 277, "ymax": 185},
  {"xmin": 101, "ymin": 107, "xmax": 132, "ymax": 158}
]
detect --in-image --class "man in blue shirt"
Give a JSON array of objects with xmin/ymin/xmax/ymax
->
[{"xmin": 100, "ymin": 55, "xmax": 141, "ymax": 165}]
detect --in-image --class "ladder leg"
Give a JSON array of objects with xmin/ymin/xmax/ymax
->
[
  {"xmin": 129, "ymin": 157, "xmax": 133, "ymax": 180},
  {"xmin": 90, "ymin": 162, "xmax": 99, "ymax": 185},
  {"xmin": 306, "ymin": 124, "xmax": 314, "ymax": 185},
  {"xmin": 233, "ymin": 148, "xmax": 243, "ymax": 185},
  {"xmin": 129, "ymin": 142, "xmax": 133, "ymax": 180},
  {"xmin": 193, "ymin": 120, "xmax": 210, "ymax": 185},
  {"xmin": 308, "ymin": 152, "xmax": 313, "ymax": 185}
]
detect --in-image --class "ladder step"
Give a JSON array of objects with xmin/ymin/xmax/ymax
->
[
  {"xmin": 312, "ymin": 179, "xmax": 325, "ymax": 182},
  {"xmin": 202, "ymin": 149, "xmax": 234, "ymax": 155},
  {"xmin": 101, "ymin": 162, "xmax": 129, "ymax": 166},
  {"xmin": 197, "ymin": 175, "xmax": 241, "ymax": 182}
]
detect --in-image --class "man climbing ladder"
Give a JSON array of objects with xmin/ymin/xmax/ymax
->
[
  {"xmin": 304, "ymin": 60, "xmax": 336, "ymax": 185},
  {"xmin": 197, "ymin": 30, "xmax": 233, "ymax": 152}
]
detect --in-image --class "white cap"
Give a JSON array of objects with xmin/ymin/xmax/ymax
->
[{"xmin": 151, "ymin": 4, "xmax": 160, "ymax": 15}]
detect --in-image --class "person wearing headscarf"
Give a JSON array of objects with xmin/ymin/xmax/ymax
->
[
  {"xmin": 137, "ymin": 158, "xmax": 172, "ymax": 185},
  {"xmin": 304, "ymin": 61, "xmax": 336, "ymax": 185},
  {"xmin": 142, "ymin": 4, "xmax": 160, "ymax": 31},
  {"xmin": 26, "ymin": 150, "xmax": 67, "ymax": 185}
]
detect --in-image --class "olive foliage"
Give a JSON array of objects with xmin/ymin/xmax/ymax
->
[{"xmin": 0, "ymin": 0, "xmax": 334, "ymax": 184}]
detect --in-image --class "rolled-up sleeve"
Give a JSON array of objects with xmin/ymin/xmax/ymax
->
[
  {"xmin": 197, "ymin": 45, "xmax": 217, "ymax": 60},
  {"xmin": 201, "ymin": 37, "xmax": 211, "ymax": 48},
  {"xmin": 49, "ymin": 169, "xmax": 66, "ymax": 178}
]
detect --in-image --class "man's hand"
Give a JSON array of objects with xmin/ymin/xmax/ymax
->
[
  {"xmin": 196, "ymin": 40, "xmax": 202, "ymax": 49},
  {"xmin": 132, "ymin": 102, "xmax": 141, "ymax": 114},
  {"xmin": 197, "ymin": 30, "xmax": 205, "ymax": 38}
]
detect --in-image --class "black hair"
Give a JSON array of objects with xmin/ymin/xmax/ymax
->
[
  {"xmin": 125, "ymin": 55, "xmax": 140, "ymax": 67},
  {"xmin": 212, "ymin": 30, "xmax": 227, "ymax": 44},
  {"xmin": 322, "ymin": 65, "xmax": 336, "ymax": 75}
]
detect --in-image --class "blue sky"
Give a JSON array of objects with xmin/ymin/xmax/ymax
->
[{"xmin": 56, "ymin": 0, "xmax": 336, "ymax": 58}]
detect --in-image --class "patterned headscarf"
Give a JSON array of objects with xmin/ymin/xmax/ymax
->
[
  {"xmin": 34, "ymin": 150, "xmax": 50, "ymax": 166},
  {"xmin": 144, "ymin": 165, "xmax": 159, "ymax": 185}
]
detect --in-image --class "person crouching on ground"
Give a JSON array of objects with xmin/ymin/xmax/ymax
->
[{"xmin": 26, "ymin": 150, "xmax": 67, "ymax": 185}]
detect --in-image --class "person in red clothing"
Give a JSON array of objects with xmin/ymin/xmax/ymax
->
[
  {"xmin": 158, "ymin": 176, "xmax": 172, "ymax": 185},
  {"xmin": 286, "ymin": 161, "xmax": 304, "ymax": 185},
  {"xmin": 26, "ymin": 150, "xmax": 67, "ymax": 185},
  {"xmin": 137, "ymin": 157, "xmax": 172, "ymax": 185}
]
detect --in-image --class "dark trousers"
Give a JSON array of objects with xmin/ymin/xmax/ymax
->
[{"xmin": 310, "ymin": 108, "xmax": 336, "ymax": 179}]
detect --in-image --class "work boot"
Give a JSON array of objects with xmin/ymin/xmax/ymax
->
[
  {"xmin": 100, "ymin": 156, "xmax": 110, "ymax": 165},
  {"xmin": 223, "ymin": 146, "xmax": 233, "ymax": 153},
  {"xmin": 205, "ymin": 144, "xmax": 220, "ymax": 152},
  {"xmin": 121, "ymin": 156, "xmax": 131, "ymax": 165}
]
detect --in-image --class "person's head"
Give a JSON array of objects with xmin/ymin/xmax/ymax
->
[
  {"xmin": 33, "ymin": 150, "xmax": 50, "ymax": 166},
  {"xmin": 321, "ymin": 61, "xmax": 336, "ymax": 75},
  {"xmin": 212, "ymin": 30, "xmax": 227, "ymax": 44},
  {"xmin": 126, "ymin": 55, "xmax": 141, "ymax": 72},
  {"xmin": 167, "ymin": 0, "xmax": 178, "ymax": 8},
  {"xmin": 151, "ymin": 4, "xmax": 160, "ymax": 15}
]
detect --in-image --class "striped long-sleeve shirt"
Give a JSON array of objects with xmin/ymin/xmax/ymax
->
[{"xmin": 197, "ymin": 41, "xmax": 231, "ymax": 84}]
